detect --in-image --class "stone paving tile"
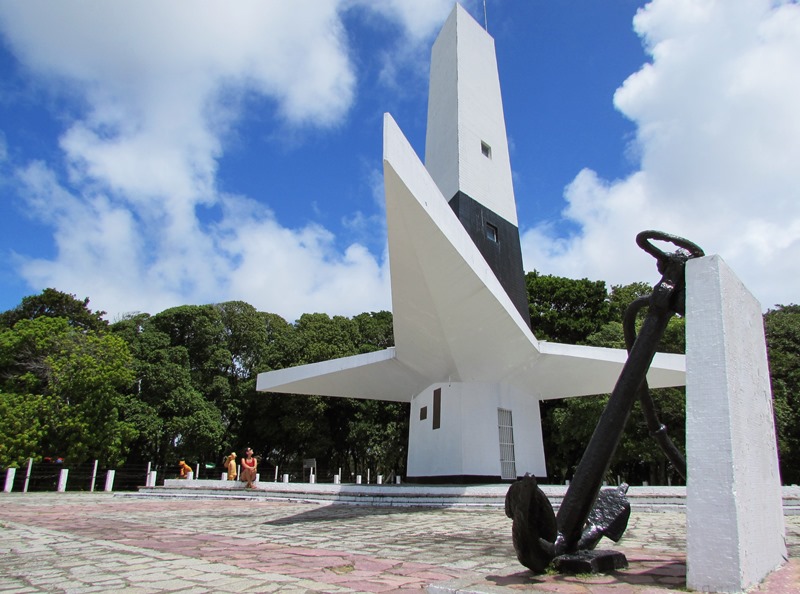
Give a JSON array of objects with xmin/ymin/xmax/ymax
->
[{"xmin": 0, "ymin": 492, "xmax": 798, "ymax": 593}]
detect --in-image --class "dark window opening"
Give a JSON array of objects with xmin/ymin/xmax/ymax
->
[
  {"xmin": 420, "ymin": 406, "xmax": 428, "ymax": 421},
  {"xmin": 486, "ymin": 222, "xmax": 498, "ymax": 243},
  {"xmin": 481, "ymin": 141, "xmax": 492, "ymax": 158},
  {"xmin": 433, "ymin": 388, "xmax": 441, "ymax": 430}
]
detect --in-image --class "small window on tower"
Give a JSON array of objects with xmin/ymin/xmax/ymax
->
[
  {"xmin": 486, "ymin": 222, "xmax": 498, "ymax": 243},
  {"xmin": 481, "ymin": 141, "xmax": 492, "ymax": 158}
]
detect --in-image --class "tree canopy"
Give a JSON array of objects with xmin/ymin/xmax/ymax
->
[{"xmin": 1, "ymin": 286, "xmax": 797, "ymax": 486}]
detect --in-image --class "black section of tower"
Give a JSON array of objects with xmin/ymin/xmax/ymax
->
[{"xmin": 448, "ymin": 191, "xmax": 530, "ymax": 328}]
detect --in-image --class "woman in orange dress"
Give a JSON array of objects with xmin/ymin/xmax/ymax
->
[{"xmin": 240, "ymin": 447, "xmax": 257, "ymax": 488}]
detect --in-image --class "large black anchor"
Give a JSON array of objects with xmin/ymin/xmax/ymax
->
[{"xmin": 505, "ymin": 231, "xmax": 704, "ymax": 573}]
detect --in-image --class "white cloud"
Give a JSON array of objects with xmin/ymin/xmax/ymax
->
[
  {"xmin": 522, "ymin": 0, "xmax": 800, "ymax": 309},
  {"xmin": 0, "ymin": 1, "xmax": 448, "ymax": 321}
]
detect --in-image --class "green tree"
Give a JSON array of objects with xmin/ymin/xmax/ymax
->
[
  {"xmin": 111, "ymin": 312, "xmax": 224, "ymax": 468},
  {"xmin": 0, "ymin": 288, "xmax": 108, "ymax": 332},
  {"xmin": 764, "ymin": 304, "xmax": 800, "ymax": 484},
  {"xmin": 526, "ymin": 271, "xmax": 611, "ymax": 344},
  {"xmin": 0, "ymin": 316, "xmax": 135, "ymax": 466}
]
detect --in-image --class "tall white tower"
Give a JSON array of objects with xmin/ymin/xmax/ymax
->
[{"xmin": 426, "ymin": 5, "xmax": 529, "ymax": 325}]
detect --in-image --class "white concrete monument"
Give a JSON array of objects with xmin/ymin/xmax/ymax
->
[
  {"xmin": 685, "ymin": 255, "xmax": 786, "ymax": 592},
  {"xmin": 257, "ymin": 4, "xmax": 685, "ymax": 482}
]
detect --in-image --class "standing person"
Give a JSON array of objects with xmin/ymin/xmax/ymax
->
[
  {"xmin": 223, "ymin": 452, "xmax": 237, "ymax": 481},
  {"xmin": 240, "ymin": 447, "xmax": 257, "ymax": 488}
]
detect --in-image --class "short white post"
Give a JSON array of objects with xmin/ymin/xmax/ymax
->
[
  {"xmin": 686, "ymin": 255, "xmax": 787, "ymax": 592},
  {"xmin": 90, "ymin": 460, "xmax": 99, "ymax": 492},
  {"xmin": 145, "ymin": 462, "xmax": 151, "ymax": 486},
  {"xmin": 4, "ymin": 467, "xmax": 16, "ymax": 493},
  {"xmin": 377, "ymin": 475, "xmax": 383, "ymax": 485},
  {"xmin": 57, "ymin": 469, "xmax": 69, "ymax": 492},
  {"xmin": 195, "ymin": 463, "xmax": 200, "ymax": 479},
  {"xmin": 147, "ymin": 470, "xmax": 157, "ymax": 487},
  {"xmin": 310, "ymin": 471, "xmax": 316, "ymax": 484},
  {"xmin": 274, "ymin": 466, "xmax": 278, "ymax": 482},
  {"xmin": 104, "ymin": 470, "xmax": 116, "ymax": 492},
  {"xmin": 185, "ymin": 471, "xmax": 193, "ymax": 481},
  {"xmin": 356, "ymin": 475, "xmax": 362, "ymax": 485},
  {"xmin": 221, "ymin": 472, "xmax": 226, "ymax": 480},
  {"xmin": 334, "ymin": 474, "xmax": 340, "ymax": 485},
  {"xmin": 255, "ymin": 473, "xmax": 260, "ymax": 483},
  {"xmin": 23, "ymin": 458, "xmax": 33, "ymax": 493},
  {"xmin": 367, "ymin": 469, "xmax": 370, "ymax": 484},
  {"xmin": 282, "ymin": 473, "xmax": 289, "ymax": 483},
  {"xmin": 395, "ymin": 476, "xmax": 401, "ymax": 485}
]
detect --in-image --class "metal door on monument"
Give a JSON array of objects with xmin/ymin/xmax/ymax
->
[{"xmin": 498, "ymin": 408, "xmax": 516, "ymax": 480}]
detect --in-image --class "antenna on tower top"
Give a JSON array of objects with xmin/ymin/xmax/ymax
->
[{"xmin": 483, "ymin": 0, "xmax": 488, "ymax": 31}]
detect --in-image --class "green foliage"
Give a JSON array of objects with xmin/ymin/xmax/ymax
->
[
  {"xmin": 0, "ymin": 316, "xmax": 135, "ymax": 466},
  {"xmin": 526, "ymin": 271, "xmax": 611, "ymax": 344},
  {"xmin": 0, "ymin": 288, "xmax": 107, "ymax": 332},
  {"xmin": 3, "ymin": 277, "xmax": 795, "ymax": 491},
  {"xmin": 0, "ymin": 392, "xmax": 59, "ymax": 467},
  {"xmin": 765, "ymin": 304, "xmax": 800, "ymax": 484}
]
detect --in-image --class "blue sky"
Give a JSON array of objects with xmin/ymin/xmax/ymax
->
[{"xmin": 1, "ymin": 1, "xmax": 799, "ymax": 322}]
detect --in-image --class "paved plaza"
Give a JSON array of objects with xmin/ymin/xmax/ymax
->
[{"xmin": 0, "ymin": 492, "xmax": 798, "ymax": 593}]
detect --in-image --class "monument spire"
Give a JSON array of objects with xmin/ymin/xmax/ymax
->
[{"xmin": 425, "ymin": 3, "xmax": 529, "ymax": 325}]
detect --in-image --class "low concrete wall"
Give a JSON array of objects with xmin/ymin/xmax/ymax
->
[{"xmin": 131, "ymin": 481, "xmax": 800, "ymax": 514}]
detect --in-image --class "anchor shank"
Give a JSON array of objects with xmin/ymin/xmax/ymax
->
[{"xmin": 554, "ymin": 304, "xmax": 672, "ymax": 552}]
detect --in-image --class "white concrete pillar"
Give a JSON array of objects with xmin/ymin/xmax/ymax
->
[
  {"xmin": 103, "ymin": 469, "xmax": 115, "ymax": 492},
  {"xmin": 90, "ymin": 460, "xmax": 99, "ymax": 492},
  {"xmin": 195, "ymin": 463, "xmax": 200, "ymax": 479},
  {"xmin": 395, "ymin": 476, "xmax": 401, "ymax": 485},
  {"xmin": 686, "ymin": 255, "xmax": 787, "ymax": 593},
  {"xmin": 104, "ymin": 470, "xmax": 116, "ymax": 492},
  {"xmin": 334, "ymin": 474, "xmax": 341, "ymax": 485},
  {"xmin": 255, "ymin": 473, "xmax": 260, "ymax": 483},
  {"xmin": 309, "ymin": 473, "xmax": 316, "ymax": 484},
  {"xmin": 221, "ymin": 472, "xmax": 226, "ymax": 481},
  {"xmin": 356, "ymin": 475, "xmax": 362, "ymax": 485},
  {"xmin": 377, "ymin": 475, "xmax": 383, "ymax": 485},
  {"xmin": 23, "ymin": 458, "xmax": 33, "ymax": 493},
  {"xmin": 4, "ymin": 467, "xmax": 16, "ymax": 493},
  {"xmin": 57, "ymin": 469, "xmax": 69, "ymax": 492},
  {"xmin": 146, "ymin": 470, "xmax": 157, "ymax": 487},
  {"xmin": 282, "ymin": 474, "xmax": 289, "ymax": 483}
]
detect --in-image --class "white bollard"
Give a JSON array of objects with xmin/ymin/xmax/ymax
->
[
  {"xmin": 185, "ymin": 471, "xmax": 193, "ymax": 481},
  {"xmin": 377, "ymin": 475, "xmax": 383, "ymax": 485},
  {"xmin": 4, "ymin": 467, "xmax": 16, "ymax": 493},
  {"xmin": 395, "ymin": 476, "xmax": 401, "ymax": 485},
  {"xmin": 221, "ymin": 472, "xmax": 226, "ymax": 481},
  {"xmin": 57, "ymin": 468, "xmax": 69, "ymax": 492},
  {"xmin": 104, "ymin": 470, "xmax": 116, "ymax": 492},
  {"xmin": 23, "ymin": 458, "xmax": 33, "ymax": 493},
  {"xmin": 90, "ymin": 460, "xmax": 99, "ymax": 492},
  {"xmin": 367, "ymin": 469, "xmax": 370, "ymax": 484},
  {"xmin": 274, "ymin": 466, "xmax": 279, "ymax": 482},
  {"xmin": 309, "ymin": 473, "xmax": 316, "ymax": 484},
  {"xmin": 334, "ymin": 474, "xmax": 341, "ymax": 485},
  {"xmin": 255, "ymin": 473, "xmax": 260, "ymax": 483},
  {"xmin": 356, "ymin": 475, "xmax": 362, "ymax": 485},
  {"xmin": 282, "ymin": 474, "xmax": 289, "ymax": 483},
  {"xmin": 147, "ymin": 470, "xmax": 157, "ymax": 487},
  {"xmin": 195, "ymin": 463, "xmax": 200, "ymax": 479}
]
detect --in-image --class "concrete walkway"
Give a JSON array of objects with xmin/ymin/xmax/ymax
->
[{"xmin": 0, "ymin": 492, "xmax": 798, "ymax": 593}]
